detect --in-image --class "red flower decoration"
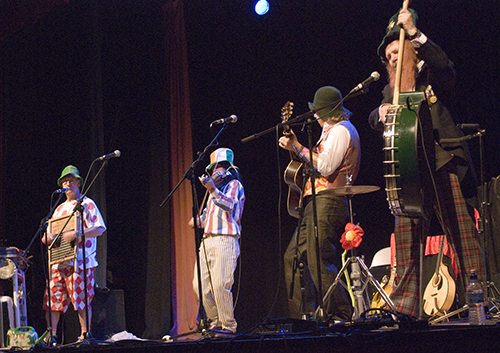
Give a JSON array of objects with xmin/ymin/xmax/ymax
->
[{"xmin": 340, "ymin": 223, "xmax": 364, "ymax": 250}]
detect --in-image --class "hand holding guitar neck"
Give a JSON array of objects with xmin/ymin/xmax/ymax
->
[{"xmin": 292, "ymin": 145, "xmax": 320, "ymax": 177}]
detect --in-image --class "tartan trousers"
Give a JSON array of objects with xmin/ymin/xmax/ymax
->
[{"xmin": 390, "ymin": 166, "xmax": 485, "ymax": 318}]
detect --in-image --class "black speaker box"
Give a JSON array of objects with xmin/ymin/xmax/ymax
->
[{"xmin": 62, "ymin": 288, "xmax": 125, "ymax": 342}]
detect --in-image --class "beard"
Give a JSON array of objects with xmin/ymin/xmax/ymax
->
[{"xmin": 386, "ymin": 39, "xmax": 418, "ymax": 92}]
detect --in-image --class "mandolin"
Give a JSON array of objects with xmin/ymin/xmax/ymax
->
[
  {"xmin": 422, "ymin": 234, "xmax": 456, "ymax": 316},
  {"xmin": 281, "ymin": 101, "xmax": 303, "ymax": 218}
]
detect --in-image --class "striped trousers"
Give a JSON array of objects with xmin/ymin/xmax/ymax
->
[{"xmin": 194, "ymin": 235, "xmax": 240, "ymax": 332}]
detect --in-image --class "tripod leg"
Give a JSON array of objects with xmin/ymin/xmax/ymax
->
[
  {"xmin": 357, "ymin": 257, "xmax": 399, "ymax": 314},
  {"xmin": 485, "ymin": 281, "xmax": 500, "ymax": 317},
  {"xmin": 316, "ymin": 257, "xmax": 353, "ymax": 319},
  {"xmin": 299, "ymin": 262, "xmax": 310, "ymax": 319},
  {"xmin": 350, "ymin": 259, "xmax": 367, "ymax": 319}
]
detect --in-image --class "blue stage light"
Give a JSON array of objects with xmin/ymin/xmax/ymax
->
[{"xmin": 255, "ymin": 0, "xmax": 269, "ymax": 16}]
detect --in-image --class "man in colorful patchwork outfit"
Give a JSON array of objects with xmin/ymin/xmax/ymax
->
[
  {"xmin": 42, "ymin": 165, "xmax": 106, "ymax": 343},
  {"xmin": 194, "ymin": 148, "xmax": 245, "ymax": 335}
]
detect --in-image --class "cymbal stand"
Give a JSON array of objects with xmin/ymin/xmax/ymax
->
[{"xmin": 319, "ymin": 177, "xmax": 398, "ymax": 319}]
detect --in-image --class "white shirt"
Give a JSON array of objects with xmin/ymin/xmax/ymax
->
[{"xmin": 315, "ymin": 120, "xmax": 352, "ymax": 177}]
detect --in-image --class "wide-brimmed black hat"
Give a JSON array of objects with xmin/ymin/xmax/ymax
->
[
  {"xmin": 377, "ymin": 8, "xmax": 419, "ymax": 61},
  {"xmin": 308, "ymin": 86, "xmax": 351, "ymax": 120}
]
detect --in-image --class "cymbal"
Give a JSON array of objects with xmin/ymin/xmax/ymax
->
[{"xmin": 324, "ymin": 185, "xmax": 380, "ymax": 196}]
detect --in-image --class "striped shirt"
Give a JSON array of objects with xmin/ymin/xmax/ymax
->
[{"xmin": 201, "ymin": 179, "xmax": 245, "ymax": 237}]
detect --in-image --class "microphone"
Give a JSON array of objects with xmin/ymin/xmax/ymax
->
[
  {"xmin": 54, "ymin": 187, "xmax": 69, "ymax": 194},
  {"xmin": 211, "ymin": 115, "xmax": 238, "ymax": 125},
  {"xmin": 458, "ymin": 123, "xmax": 481, "ymax": 131},
  {"xmin": 97, "ymin": 150, "xmax": 121, "ymax": 161},
  {"xmin": 350, "ymin": 71, "xmax": 380, "ymax": 93}
]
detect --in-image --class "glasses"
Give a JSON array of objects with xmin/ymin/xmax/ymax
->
[{"xmin": 61, "ymin": 179, "xmax": 78, "ymax": 185}]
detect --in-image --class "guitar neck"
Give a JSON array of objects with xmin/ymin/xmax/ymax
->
[{"xmin": 433, "ymin": 234, "xmax": 447, "ymax": 275}]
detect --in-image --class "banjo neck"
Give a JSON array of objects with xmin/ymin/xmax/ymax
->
[{"xmin": 392, "ymin": 0, "xmax": 410, "ymax": 105}]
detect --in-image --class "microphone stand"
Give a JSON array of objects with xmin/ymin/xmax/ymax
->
[
  {"xmin": 160, "ymin": 124, "xmax": 227, "ymax": 339},
  {"xmin": 430, "ymin": 127, "xmax": 500, "ymax": 323},
  {"xmin": 21, "ymin": 192, "xmax": 65, "ymax": 345},
  {"xmin": 75, "ymin": 160, "xmax": 109, "ymax": 344}
]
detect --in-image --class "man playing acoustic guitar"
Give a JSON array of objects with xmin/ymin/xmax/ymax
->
[
  {"xmin": 279, "ymin": 86, "xmax": 360, "ymax": 322},
  {"xmin": 368, "ymin": 8, "xmax": 485, "ymax": 319}
]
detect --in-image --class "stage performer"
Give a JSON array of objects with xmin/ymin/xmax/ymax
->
[
  {"xmin": 279, "ymin": 86, "xmax": 360, "ymax": 321},
  {"xmin": 42, "ymin": 165, "xmax": 106, "ymax": 344},
  {"xmin": 368, "ymin": 8, "xmax": 485, "ymax": 318},
  {"xmin": 192, "ymin": 148, "xmax": 245, "ymax": 335}
]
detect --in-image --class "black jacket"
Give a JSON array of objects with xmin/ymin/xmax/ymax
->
[{"xmin": 369, "ymin": 38, "xmax": 477, "ymax": 199}]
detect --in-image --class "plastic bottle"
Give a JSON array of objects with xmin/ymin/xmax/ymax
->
[{"xmin": 466, "ymin": 269, "xmax": 486, "ymax": 325}]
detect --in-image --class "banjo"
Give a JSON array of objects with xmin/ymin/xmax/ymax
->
[{"xmin": 382, "ymin": 0, "xmax": 434, "ymax": 219}]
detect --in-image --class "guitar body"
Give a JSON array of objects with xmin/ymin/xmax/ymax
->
[
  {"xmin": 371, "ymin": 275, "xmax": 394, "ymax": 309},
  {"xmin": 284, "ymin": 159, "xmax": 303, "ymax": 218},
  {"xmin": 372, "ymin": 254, "xmax": 396, "ymax": 309},
  {"xmin": 423, "ymin": 262, "xmax": 456, "ymax": 316},
  {"xmin": 383, "ymin": 92, "xmax": 434, "ymax": 218}
]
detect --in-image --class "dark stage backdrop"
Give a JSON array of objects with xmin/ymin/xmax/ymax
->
[
  {"xmin": 1, "ymin": 0, "xmax": 499, "ymax": 338},
  {"xmin": 183, "ymin": 0, "xmax": 500, "ymax": 332},
  {"xmin": 0, "ymin": 0, "xmax": 172, "ymax": 338}
]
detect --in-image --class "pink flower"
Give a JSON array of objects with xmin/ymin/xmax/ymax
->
[{"xmin": 340, "ymin": 223, "xmax": 364, "ymax": 250}]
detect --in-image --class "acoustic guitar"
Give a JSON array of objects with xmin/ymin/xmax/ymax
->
[
  {"xmin": 371, "ymin": 260, "xmax": 396, "ymax": 309},
  {"xmin": 281, "ymin": 101, "xmax": 303, "ymax": 218},
  {"xmin": 422, "ymin": 235, "xmax": 456, "ymax": 316}
]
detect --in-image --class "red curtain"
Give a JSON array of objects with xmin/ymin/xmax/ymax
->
[{"xmin": 163, "ymin": 0, "xmax": 197, "ymax": 336}]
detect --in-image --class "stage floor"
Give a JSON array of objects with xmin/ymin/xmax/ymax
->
[{"xmin": 6, "ymin": 317, "xmax": 499, "ymax": 353}]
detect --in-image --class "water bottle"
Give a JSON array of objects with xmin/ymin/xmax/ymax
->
[{"xmin": 466, "ymin": 269, "xmax": 486, "ymax": 325}]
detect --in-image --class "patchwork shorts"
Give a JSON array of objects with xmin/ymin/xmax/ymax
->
[{"xmin": 43, "ymin": 266, "xmax": 95, "ymax": 312}]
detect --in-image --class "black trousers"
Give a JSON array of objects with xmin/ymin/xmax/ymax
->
[{"xmin": 284, "ymin": 192, "xmax": 353, "ymax": 320}]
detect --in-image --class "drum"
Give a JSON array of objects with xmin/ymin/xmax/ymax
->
[{"xmin": 0, "ymin": 247, "xmax": 25, "ymax": 280}]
